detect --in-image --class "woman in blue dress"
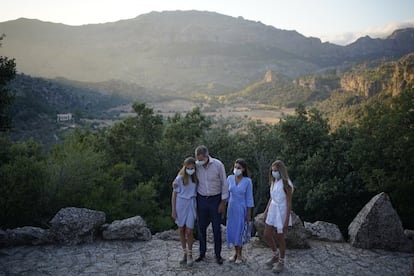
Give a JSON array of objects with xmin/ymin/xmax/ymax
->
[
  {"xmin": 226, "ymin": 158, "xmax": 254, "ymax": 264},
  {"xmin": 171, "ymin": 157, "xmax": 198, "ymax": 266}
]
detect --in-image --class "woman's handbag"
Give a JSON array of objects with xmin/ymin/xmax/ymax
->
[{"xmin": 242, "ymin": 221, "xmax": 253, "ymax": 245}]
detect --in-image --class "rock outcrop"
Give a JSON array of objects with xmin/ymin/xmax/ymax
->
[
  {"xmin": 348, "ymin": 192, "xmax": 414, "ymax": 252},
  {"xmin": 304, "ymin": 221, "xmax": 344, "ymax": 242},
  {"xmin": 0, "ymin": 226, "xmax": 55, "ymax": 247},
  {"xmin": 49, "ymin": 207, "xmax": 106, "ymax": 245},
  {"xmin": 254, "ymin": 212, "xmax": 311, "ymax": 249},
  {"xmin": 102, "ymin": 216, "xmax": 151, "ymax": 241}
]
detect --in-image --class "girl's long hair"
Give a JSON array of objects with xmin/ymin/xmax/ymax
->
[
  {"xmin": 268, "ymin": 160, "xmax": 292, "ymax": 194},
  {"xmin": 178, "ymin": 157, "xmax": 199, "ymax": 185}
]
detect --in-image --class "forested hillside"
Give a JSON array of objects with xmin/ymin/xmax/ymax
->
[
  {"xmin": 1, "ymin": 87, "xmax": 413, "ymax": 234},
  {"xmin": 5, "ymin": 74, "xmax": 131, "ymax": 145}
]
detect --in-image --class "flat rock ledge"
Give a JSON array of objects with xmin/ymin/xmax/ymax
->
[{"xmin": 1, "ymin": 237, "xmax": 413, "ymax": 275}]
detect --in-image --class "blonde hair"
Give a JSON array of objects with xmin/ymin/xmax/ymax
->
[
  {"xmin": 178, "ymin": 157, "xmax": 199, "ymax": 185},
  {"xmin": 268, "ymin": 160, "xmax": 292, "ymax": 194}
]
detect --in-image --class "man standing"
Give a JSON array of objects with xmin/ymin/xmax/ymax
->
[{"xmin": 194, "ymin": 145, "xmax": 228, "ymax": 265}]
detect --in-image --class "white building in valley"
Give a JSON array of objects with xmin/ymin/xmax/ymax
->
[{"xmin": 57, "ymin": 113, "xmax": 73, "ymax": 122}]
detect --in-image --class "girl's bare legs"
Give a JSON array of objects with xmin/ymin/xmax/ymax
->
[
  {"xmin": 179, "ymin": 227, "xmax": 187, "ymax": 264},
  {"xmin": 275, "ymin": 233, "xmax": 286, "ymax": 259},
  {"xmin": 273, "ymin": 233, "xmax": 286, "ymax": 273},
  {"xmin": 185, "ymin": 227, "xmax": 194, "ymax": 266},
  {"xmin": 263, "ymin": 224, "xmax": 279, "ymax": 268},
  {"xmin": 263, "ymin": 224, "xmax": 276, "ymax": 251}
]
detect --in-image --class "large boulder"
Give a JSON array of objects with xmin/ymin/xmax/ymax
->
[
  {"xmin": 0, "ymin": 226, "xmax": 55, "ymax": 247},
  {"xmin": 405, "ymin": 229, "xmax": 414, "ymax": 241},
  {"xmin": 348, "ymin": 192, "xmax": 414, "ymax": 252},
  {"xmin": 102, "ymin": 216, "xmax": 151, "ymax": 241},
  {"xmin": 50, "ymin": 207, "xmax": 106, "ymax": 245},
  {"xmin": 304, "ymin": 221, "xmax": 344, "ymax": 242},
  {"xmin": 254, "ymin": 212, "xmax": 310, "ymax": 249},
  {"xmin": 154, "ymin": 229, "xmax": 181, "ymax": 241},
  {"xmin": 206, "ymin": 223, "xmax": 226, "ymax": 244},
  {"xmin": 0, "ymin": 229, "xmax": 8, "ymax": 247}
]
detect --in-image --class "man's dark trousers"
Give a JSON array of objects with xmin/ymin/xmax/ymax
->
[{"xmin": 196, "ymin": 193, "xmax": 222, "ymax": 258}]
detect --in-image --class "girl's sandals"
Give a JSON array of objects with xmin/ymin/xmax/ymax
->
[
  {"xmin": 265, "ymin": 250, "xmax": 279, "ymax": 268},
  {"xmin": 179, "ymin": 248, "xmax": 187, "ymax": 265},
  {"xmin": 272, "ymin": 258, "xmax": 285, "ymax": 273},
  {"xmin": 186, "ymin": 250, "xmax": 194, "ymax": 267}
]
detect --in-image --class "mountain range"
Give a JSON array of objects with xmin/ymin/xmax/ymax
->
[{"xmin": 1, "ymin": 10, "xmax": 414, "ymax": 92}]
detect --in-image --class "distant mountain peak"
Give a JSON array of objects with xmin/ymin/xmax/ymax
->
[{"xmin": 1, "ymin": 11, "xmax": 413, "ymax": 91}]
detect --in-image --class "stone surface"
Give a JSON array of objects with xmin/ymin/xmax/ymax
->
[
  {"xmin": 254, "ymin": 212, "xmax": 311, "ymax": 249},
  {"xmin": 304, "ymin": 221, "xmax": 344, "ymax": 242},
  {"xmin": 49, "ymin": 207, "xmax": 106, "ymax": 245},
  {"xmin": 0, "ymin": 238, "xmax": 413, "ymax": 275},
  {"xmin": 102, "ymin": 216, "xmax": 151, "ymax": 241},
  {"xmin": 0, "ymin": 226, "xmax": 55, "ymax": 247},
  {"xmin": 348, "ymin": 192, "xmax": 414, "ymax": 252}
]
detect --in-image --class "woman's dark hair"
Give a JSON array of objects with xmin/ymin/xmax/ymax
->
[{"xmin": 234, "ymin": 158, "xmax": 251, "ymax": 178}]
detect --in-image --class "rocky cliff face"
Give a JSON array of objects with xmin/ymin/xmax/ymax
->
[
  {"xmin": 392, "ymin": 53, "xmax": 414, "ymax": 96},
  {"xmin": 339, "ymin": 54, "xmax": 414, "ymax": 97}
]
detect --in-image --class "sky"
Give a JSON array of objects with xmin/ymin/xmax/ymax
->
[{"xmin": 1, "ymin": 0, "xmax": 413, "ymax": 45}]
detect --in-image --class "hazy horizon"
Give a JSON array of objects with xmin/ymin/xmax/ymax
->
[{"xmin": 1, "ymin": 0, "xmax": 414, "ymax": 45}]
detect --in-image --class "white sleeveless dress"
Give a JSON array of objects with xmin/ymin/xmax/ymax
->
[{"xmin": 265, "ymin": 178, "xmax": 293, "ymax": 233}]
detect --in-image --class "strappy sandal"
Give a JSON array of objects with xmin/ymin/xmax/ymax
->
[
  {"xmin": 179, "ymin": 248, "xmax": 187, "ymax": 265},
  {"xmin": 186, "ymin": 250, "xmax": 193, "ymax": 267},
  {"xmin": 265, "ymin": 250, "xmax": 279, "ymax": 268},
  {"xmin": 272, "ymin": 258, "xmax": 285, "ymax": 273}
]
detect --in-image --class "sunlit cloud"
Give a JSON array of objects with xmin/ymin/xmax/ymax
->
[{"xmin": 321, "ymin": 17, "xmax": 414, "ymax": 46}]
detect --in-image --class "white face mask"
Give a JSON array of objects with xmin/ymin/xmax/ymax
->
[
  {"xmin": 272, "ymin": 171, "xmax": 281, "ymax": 180},
  {"xmin": 186, "ymin": 168, "xmax": 195, "ymax": 175},
  {"xmin": 195, "ymin": 160, "xmax": 206, "ymax": 166},
  {"xmin": 233, "ymin": 168, "xmax": 242, "ymax": 176}
]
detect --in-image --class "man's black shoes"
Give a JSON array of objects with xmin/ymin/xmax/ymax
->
[
  {"xmin": 195, "ymin": 255, "xmax": 205, "ymax": 262},
  {"xmin": 195, "ymin": 255, "xmax": 223, "ymax": 265}
]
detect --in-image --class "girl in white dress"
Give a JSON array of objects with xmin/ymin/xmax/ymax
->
[{"xmin": 263, "ymin": 160, "xmax": 293, "ymax": 273}]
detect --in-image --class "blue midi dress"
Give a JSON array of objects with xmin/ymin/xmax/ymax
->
[
  {"xmin": 226, "ymin": 175, "xmax": 254, "ymax": 247},
  {"xmin": 174, "ymin": 175, "xmax": 197, "ymax": 229}
]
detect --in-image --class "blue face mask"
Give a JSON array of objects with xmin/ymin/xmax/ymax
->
[
  {"xmin": 272, "ymin": 171, "xmax": 281, "ymax": 180},
  {"xmin": 195, "ymin": 160, "xmax": 206, "ymax": 166}
]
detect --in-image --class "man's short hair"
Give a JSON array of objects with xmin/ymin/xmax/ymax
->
[{"xmin": 195, "ymin": 145, "xmax": 209, "ymax": 156}]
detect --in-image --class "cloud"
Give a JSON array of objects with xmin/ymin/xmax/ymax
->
[{"xmin": 321, "ymin": 17, "xmax": 414, "ymax": 46}]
